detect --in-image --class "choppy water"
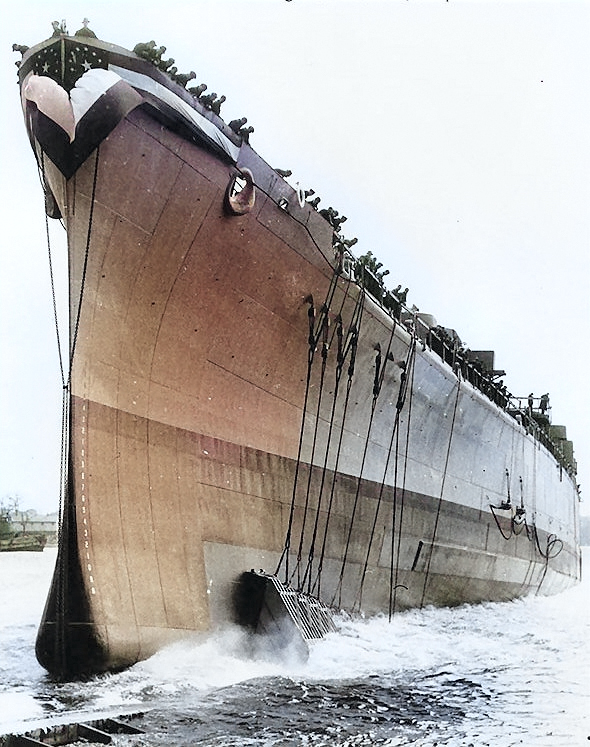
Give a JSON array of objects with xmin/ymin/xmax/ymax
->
[{"xmin": 0, "ymin": 548, "xmax": 588, "ymax": 746}]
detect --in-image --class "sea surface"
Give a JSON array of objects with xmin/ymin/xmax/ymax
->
[{"xmin": 0, "ymin": 548, "xmax": 588, "ymax": 746}]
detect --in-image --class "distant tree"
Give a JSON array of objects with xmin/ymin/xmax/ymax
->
[
  {"xmin": 1, "ymin": 494, "xmax": 21, "ymax": 518},
  {"xmin": 18, "ymin": 509, "xmax": 35, "ymax": 533},
  {"xmin": 0, "ymin": 494, "xmax": 25, "ymax": 530}
]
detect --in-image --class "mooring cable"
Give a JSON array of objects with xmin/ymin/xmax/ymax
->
[
  {"xmin": 418, "ymin": 380, "xmax": 462, "ymax": 608},
  {"xmin": 391, "ymin": 340, "xmax": 417, "ymax": 617}
]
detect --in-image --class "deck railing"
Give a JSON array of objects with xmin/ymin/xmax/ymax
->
[{"xmin": 349, "ymin": 254, "xmax": 575, "ymax": 478}]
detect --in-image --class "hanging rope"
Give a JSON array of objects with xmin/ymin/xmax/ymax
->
[
  {"xmin": 332, "ymin": 329, "xmax": 387, "ymax": 607},
  {"xmin": 292, "ymin": 311, "xmax": 331, "ymax": 588},
  {"xmin": 535, "ymin": 531, "xmax": 564, "ymax": 595},
  {"xmin": 69, "ymin": 145, "xmax": 101, "ymax": 376},
  {"xmin": 387, "ymin": 343, "xmax": 419, "ymax": 621},
  {"xmin": 487, "ymin": 470, "xmax": 564, "ymax": 583},
  {"xmin": 293, "ymin": 282, "xmax": 364, "ymax": 590},
  {"xmin": 52, "ymin": 384, "xmax": 70, "ymax": 676},
  {"xmin": 304, "ymin": 286, "xmax": 381, "ymax": 594},
  {"xmin": 354, "ymin": 322, "xmax": 413, "ymax": 611},
  {"xmin": 276, "ymin": 297, "xmax": 318, "ymax": 582},
  {"xmin": 489, "ymin": 471, "xmax": 529, "ymax": 540},
  {"xmin": 39, "ymin": 145, "xmax": 101, "ymax": 384},
  {"xmin": 38, "ymin": 151, "xmax": 71, "ymax": 673},
  {"xmin": 388, "ymin": 405, "xmax": 403, "ymax": 620},
  {"xmin": 489, "ymin": 469, "xmax": 515, "ymax": 541},
  {"xmin": 418, "ymin": 380, "xmax": 462, "ymax": 608},
  {"xmin": 530, "ymin": 523, "xmax": 563, "ymax": 561},
  {"xmin": 390, "ymin": 341, "xmax": 417, "ymax": 618},
  {"xmin": 38, "ymin": 144, "xmax": 101, "ymax": 673},
  {"xmin": 489, "ymin": 503, "xmax": 514, "ymax": 541},
  {"xmin": 299, "ymin": 315, "xmax": 345, "ymax": 592},
  {"xmin": 276, "ymin": 261, "xmax": 348, "ymax": 582},
  {"xmin": 312, "ymin": 295, "xmax": 365, "ymax": 597},
  {"xmin": 41, "ymin": 158, "xmax": 67, "ymax": 389}
]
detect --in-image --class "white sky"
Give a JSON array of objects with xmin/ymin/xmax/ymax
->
[{"xmin": 0, "ymin": 0, "xmax": 588, "ymax": 515}]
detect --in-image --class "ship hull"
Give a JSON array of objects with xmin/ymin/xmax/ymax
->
[{"xmin": 18, "ymin": 36, "xmax": 580, "ymax": 676}]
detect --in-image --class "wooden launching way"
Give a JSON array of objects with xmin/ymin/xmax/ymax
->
[{"xmin": 0, "ymin": 714, "xmax": 144, "ymax": 747}]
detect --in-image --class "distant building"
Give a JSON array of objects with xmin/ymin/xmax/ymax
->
[{"xmin": 11, "ymin": 510, "xmax": 58, "ymax": 544}]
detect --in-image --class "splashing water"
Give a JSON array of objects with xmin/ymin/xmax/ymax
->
[{"xmin": 1, "ymin": 547, "xmax": 588, "ymax": 745}]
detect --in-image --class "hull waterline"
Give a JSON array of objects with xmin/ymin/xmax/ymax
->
[{"xmin": 14, "ymin": 30, "xmax": 580, "ymax": 677}]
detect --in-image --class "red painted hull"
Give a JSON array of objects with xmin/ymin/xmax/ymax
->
[{"xmin": 17, "ymin": 35, "xmax": 580, "ymax": 676}]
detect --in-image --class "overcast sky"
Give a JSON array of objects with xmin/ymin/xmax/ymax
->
[{"xmin": 1, "ymin": 0, "xmax": 588, "ymax": 515}]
